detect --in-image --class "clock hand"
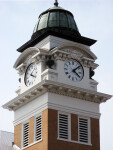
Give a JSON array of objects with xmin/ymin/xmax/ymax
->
[
  {"xmin": 75, "ymin": 72, "xmax": 80, "ymax": 78},
  {"xmin": 73, "ymin": 66, "xmax": 80, "ymax": 72},
  {"xmin": 31, "ymin": 74, "xmax": 36, "ymax": 78},
  {"xmin": 72, "ymin": 69, "xmax": 80, "ymax": 78},
  {"xmin": 31, "ymin": 69, "xmax": 35, "ymax": 74},
  {"xmin": 30, "ymin": 68, "xmax": 36, "ymax": 77}
]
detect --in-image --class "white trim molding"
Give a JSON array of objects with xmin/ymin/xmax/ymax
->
[
  {"xmin": 13, "ymin": 101, "xmax": 100, "ymax": 126},
  {"xmin": 2, "ymin": 80, "xmax": 112, "ymax": 111},
  {"xmin": 57, "ymin": 138, "xmax": 92, "ymax": 146},
  {"xmin": 13, "ymin": 145, "xmax": 21, "ymax": 150},
  {"xmin": 22, "ymin": 139, "xmax": 43, "ymax": 150}
]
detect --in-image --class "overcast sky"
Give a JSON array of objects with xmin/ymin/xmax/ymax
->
[{"xmin": 0, "ymin": 0, "xmax": 113, "ymax": 150}]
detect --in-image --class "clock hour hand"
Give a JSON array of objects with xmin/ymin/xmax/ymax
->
[
  {"xmin": 72, "ymin": 68, "xmax": 80, "ymax": 78},
  {"xmin": 31, "ymin": 74, "xmax": 36, "ymax": 78},
  {"xmin": 30, "ymin": 68, "xmax": 36, "ymax": 78},
  {"xmin": 73, "ymin": 66, "xmax": 80, "ymax": 72}
]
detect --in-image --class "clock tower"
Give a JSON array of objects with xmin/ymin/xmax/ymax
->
[{"xmin": 3, "ymin": 1, "xmax": 112, "ymax": 150}]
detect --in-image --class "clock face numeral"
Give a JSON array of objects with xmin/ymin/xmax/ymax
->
[
  {"xmin": 24, "ymin": 63, "xmax": 38, "ymax": 87},
  {"xmin": 64, "ymin": 60, "xmax": 84, "ymax": 82}
]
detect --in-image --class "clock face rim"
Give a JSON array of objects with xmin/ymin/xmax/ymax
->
[
  {"xmin": 24, "ymin": 63, "xmax": 38, "ymax": 87},
  {"xmin": 64, "ymin": 60, "xmax": 84, "ymax": 82}
]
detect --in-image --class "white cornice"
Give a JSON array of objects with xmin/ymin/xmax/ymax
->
[
  {"xmin": 50, "ymin": 48, "xmax": 98, "ymax": 69},
  {"xmin": 2, "ymin": 80, "xmax": 112, "ymax": 111},
  {"xmin": 14, "ymin": 47, "xmax": 39, "ymax": 69},
  {"xmin": 54, "ymin": 43, "xmax": 97, "ymax": 60},
  {"xmin": 14, "ymin": 47, "xmax": 49, "ymax": 70}
]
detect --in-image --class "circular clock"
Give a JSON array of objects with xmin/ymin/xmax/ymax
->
[
  {"xmin": 64, "ymin": 60, "xmax": 84, "ymax": 82},
  {"xmin": 24, "ymin": 63, "xmax": 38, "ymax": 86}
]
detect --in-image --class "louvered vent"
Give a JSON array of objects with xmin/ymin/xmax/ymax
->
[
  {"xmin": 23, "ymin": 122, "xmax": 29, "ymax": 147},
  {"xmin": 59, "ymin": 114, "xmax": 68, "ymax": 139},
  {"xmin": 35, "ymin": 116, "xmax": 42, "ymax": 141},
  {"xmin": 79, "ymin": 118, "xmax": 88, "ymax": 143}
]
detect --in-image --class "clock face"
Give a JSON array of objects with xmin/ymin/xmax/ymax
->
[
  {"xmin": 64, "ymin": 60, "xmax": 84, "ymax": 82},
  {"xmin": 25, "ymin": 63, "xmax": 38, "ymax": 86}
]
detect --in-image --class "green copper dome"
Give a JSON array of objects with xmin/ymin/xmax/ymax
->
[
  {"xmin": 33, "ymin": 3, "xmax": 79, "ymax": 34},
  {"xmin": 17, "ymin": 1, "xmax": 96, "ymax": 53}
]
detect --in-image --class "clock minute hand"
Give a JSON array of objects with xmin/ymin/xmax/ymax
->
[
  {"xmin": 31, "ymin": 69, "xmax": 35, "ymax": 74},
  {"xmin": 75, "ymin": 72, "xmax": 80, "ymax": 78}
]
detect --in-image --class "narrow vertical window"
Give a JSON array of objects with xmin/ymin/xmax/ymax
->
[
  {"xmin": 23, "ymin": 122, "xmax": 29, "ymax": 147},
  {"xmin": 79, "ymin": 117, "xmax": 90, "ymax": 143},
  {"xmin": 48, "ymin": 12, "xmax": 59, "ymax": 27},
  {"xmin": 38, "ymin": 14, "xmax": 48, "ymax": 30},
  {"xmin": 35, "ymin": 116, "xmax": 42, "ymax": 141},
  {"xmin": 58, "ymin": 113, "xmax": 69, "ymax": 140}
]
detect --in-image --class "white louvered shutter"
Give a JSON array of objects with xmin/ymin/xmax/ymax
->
[
  {"xmin": 59, "ymin": 114, "xmax": 68, "ymax": 139},
  {"xmin": 35, "ymin": 116, "xmax": 42, "ymax": 141},
  {"xmin": 79, "ymin": 118, "xmax": 88, "ymax": 143},
  {"xmin": 23, "ymin": 122, "xmax": 29, "ymax": 147}
]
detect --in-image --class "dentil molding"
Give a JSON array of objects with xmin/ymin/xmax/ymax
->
[{"xmin": 2, "ymin": 80, "xmax": 112, "ymax": 111}]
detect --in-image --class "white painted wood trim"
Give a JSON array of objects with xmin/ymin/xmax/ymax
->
[
  {"xmin": 3, "ymin": 80, "xmax": 112, "ymax": 111},
  {"xmin": 13, "ymin": 145, "xmax": 21, "ymax": 150},
  {"xmin": 68, "ymin": 113, "xmax": 71, "ymax": 141},
  {"xmin": 14, "ymin": 103, "xmax": 47, "ymax": 126},
  {"xmin": 21, "ymin": 139, "xmax": 43, "ymax": 150},
  {"xmin": 13, "ymin": 101, "xmax": 100, "ymax": 126},
  {"xmin": 57, "ymin": 138, "xmax": 92, "ymax": 146}
]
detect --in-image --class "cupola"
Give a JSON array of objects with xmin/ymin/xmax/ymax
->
[
  {"xmin": 17, "ymin": 0, "xmax": 96, "ymax": 53},
  {"xmin": 32, "ymin": 0, "xmax": 79, "ymax": 36}
]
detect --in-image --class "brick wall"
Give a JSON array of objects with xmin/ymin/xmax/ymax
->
[
  {"xmin": 14, "ymin": 108, "xmax": 100, "ymax": 150},
  {"xmin": 91, "ymin": 118, "xmax": 100, "ymax": 150},
  {"xmin": 71, "ymin": 114, "xmax": 78, "ymax": 141},
  {"xmin": 14, "ymin": 124, "xmax": 21, "ymax": 148},
  {"xmin": 14, "ymin": 109, "xmax": 48, "ymax": 150},
  {"xmin": 48, "ymin": 109, "xmax": 100, "ymax": 150}
]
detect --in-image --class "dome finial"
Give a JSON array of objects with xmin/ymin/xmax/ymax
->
[{"xmin": 54, "ymin": 0, "xmax": 59, "ymax": 7}]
